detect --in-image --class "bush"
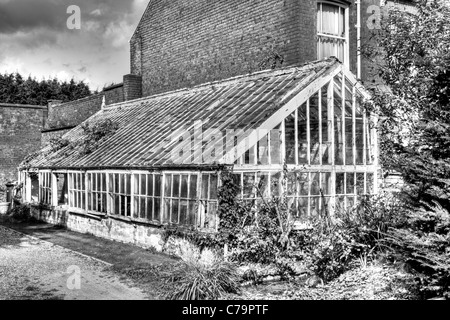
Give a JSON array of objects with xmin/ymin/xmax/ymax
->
[
  {"xmin": 381, "ymin": 202, "xmax": 450, "ymax": 299},
  {"xmin": 302, "ymin": 192, "xmax": 410, "ymax": 282},
  {"xmin": 6, "ymin": 204, "xmax": 32, "ymax": 222},
  {"xmin": 163, "ymin": 248, "xmax": 240, "ymax": 300}
]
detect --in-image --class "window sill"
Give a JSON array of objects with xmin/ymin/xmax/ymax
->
[{"xmin": 108, "ymin": 214, "xmax": 164, "ymax": 228}]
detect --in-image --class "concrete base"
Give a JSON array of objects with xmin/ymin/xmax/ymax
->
[
  {"xmin": 0, "ymin": 202, "xmax": 10, "ymax": 215},
  {"xmin": 30, "ymin": 206, "xmax": 165, "ymax": 252}
]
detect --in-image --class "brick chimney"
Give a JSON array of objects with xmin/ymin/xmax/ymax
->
[{"xmin": 123, "ymin": 74, "xmax": 142, "ymax": 101}]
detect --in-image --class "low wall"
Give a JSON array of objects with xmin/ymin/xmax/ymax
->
[{"xmin": 30, "ymin": 206, "xmax": 165, "ymax": 251}]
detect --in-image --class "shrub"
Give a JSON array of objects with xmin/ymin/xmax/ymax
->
[
  {"xmin": 301, "ymin": 192, "xmax": 410, "ymax": 282},
  {"xmin": 6, "ymin": 204, "xmax": 32, "ymax": 222},
  {"xmin": 381, "ymin": 202, "xmax": 450, "ymax": 299},
  {"xmin": 163, "ymin": 250, "xmax": 240, "ymax": 300}
]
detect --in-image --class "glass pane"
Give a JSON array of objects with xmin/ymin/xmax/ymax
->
[
  {"xmin": 322, "ymin": 172, "xmax": 332, "ymax": 196},
  {"xmin": 172, "ymin": 174, "xmax": 180, "ymax": 197},
  {"xmin": 271, "ymin": 172, "xmax": 281, "ymax": 197},
  {"xmin": 310, "ymin": 172, "xmax": 320, "ymax": 196},
  {"xmin": 181, "ymin": 175, "xmax": 189, "ymax": 198},
  {"xmin": 188, "ymin": 200, "xmax": 196, "ymax": 226},
  {"xmin": 171, "ymin": 200, "xmax": 179, "ymax": 224},
  {"xmin": 232, "ymin": 173, "xmax": 242, "ymax": 189},
  {"xmin": 179, "ymin": 200, "xmax": 188, "ymax": 225},
  {"xmin": 126, "ymin": 174, "xmax": 131, "ymax": 195},
  {"xmin": 154, "ymin": 175, "xmax": 161, "ymax": 196},
  {"xmin": 133, "ymin": 197, "xmax": 139, "ymax": 218},
  {"xmin": 356, "ymin": 119, "xmax": 364, "ymax": 165},
  {"xmin": 310, "ymin": 93, "xmax": 320, "ymax": 164},
  {"xmin": 163, "ymin": 199, "xmax": 170, "ymax": 223},
  {"xmin": 134, "ymin": 174, "xmax": 139, "ymax": 195},
  {"xmin": 286, "ymin": 172, "xmax": 296, "ymax": 196},
  {"xmin": 297, "ymin": 197, "xmax": 308, "ymax": 218},
  {"xmin": 345, "ymin": 121, "xmax": 354, "ymax": 165},
  {"xmin": 270, "ymin": 125, "xmax": 281, "ymax": 165},
  {"xmin": 92, "ymin": 174, "xmax": 97, "ymax": 191},
  {"xmin": 102, "ymin": 174, "xmax": 106, "ymax": 192},
  {"xmin": 165, "ymin": 174, "xmax": 172, "ymax": 198},
  {"xmin": 356, "ymin": 173, "xmax": 365, "ymax": 195},
  {"xmin": 367, "ymin": 173, "xmax": 374, "ymax": 194},
  {"xmin": 298, "ymin": 103, "xmax": 308, "ymax": 164},
  {"xmin": 141, "ymin": 197, "xmax": 148, "ymax": 220},
  {"xmin": 154, "ymin": 198, "xmax": 161, "ymax": 222},
  {"xmin": 321, "ymin": 86, "xmax": 331, "ymax": 165},
  {"xmin": 243, "ymin": 173, "xmax": 256, "ymax": 199},
  {"xmin": 285, "ymin": 113, "xmax": 296, "ymax": 165},
  {"xmin": 201, "ymin": 174, "xmax": 209, "ymax": 199},
  {"xmin": 209, "ymin": 175, "xmax": 218, "ymax": 200},
  {"xmin": 257, "ymin": 133, "xmax": 269, "ymax": 165},
  {"xmin": 114, "ymin": 174, "xmax": 119, "ymax": 193},
  {"xmin": 257, "ymin": 173, "xmax": 270, "ymax": 199},
  {"xmin": 310, "ymin": 197, "xmax": 320, "ymax": 217},
  {"xmin": 189, "ymin": 175, "xmax": 198, "ymax": 199},
  {"xmin": 336, "ymin": 173, "xmax": 345, "ymax": 195},
  {"xmin": 346, "ymin": 173, "xmax": 355, "ymax": 195},
  {"xmin": 334, "ymin": 76, "xmax": 344, "ymax": 165},
  {"xmin": 298, "ymin": 172, "xmax": 309, "ymax": 196},
  {"xmin": 142, "ymin": 174, "xmax": 148, "ymax": 196}
]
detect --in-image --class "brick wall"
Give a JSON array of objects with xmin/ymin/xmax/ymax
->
[
  {"xmin": 45, "ymin": 94, "xmax": 104, "ymax": 131},
  {"xmin": 123, "ymin": 75, "xmax": 142, "ymax": 101},
  {"xmin": 130, "ymin": 0, "xmax": 406, "ymax": 96},
  {"xmin": 131, "ymin": 0, "xmax": 317, "ymax": 97},
  {"xmin": 42, "ymin": 85, "xmax": 126, "ymax": 145},
  {"xmin": 104, "ymin": 83, "xmax": 125, "ymax": 105},
  {"xmin": 0, "ymin": 104, "xmax": 46, "ymax": 196}
]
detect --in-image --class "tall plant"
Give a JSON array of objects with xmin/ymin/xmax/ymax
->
[{"xmin": 363, "ymin": 0, "xmax": 450, "ymax": 209}]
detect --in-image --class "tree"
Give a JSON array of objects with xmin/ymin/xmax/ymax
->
[
  {"xmin": 364, "ymin": 0, "xmax": 450, "ymax": 209},
  {"xmin": 0, "ymin": 72, "xmax": 91, "ymax": 105}
]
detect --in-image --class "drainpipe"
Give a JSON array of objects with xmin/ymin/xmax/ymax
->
[{"xmin": 356, "ymin": 0, "xmax": 362, "ymax": 80}]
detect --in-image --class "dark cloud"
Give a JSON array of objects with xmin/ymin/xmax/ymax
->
[
  {"xmin": 0, "ymin": 0, "xmax": 148, "ymax": 89},
  {"xmin": 0, "ymin": 0, "xmax": 139, "ymax": 34}
]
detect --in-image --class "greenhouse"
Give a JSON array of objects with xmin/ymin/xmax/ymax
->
[{"xmin": 19, "ymin": 58, "xmax": 378, "ymax": 234}]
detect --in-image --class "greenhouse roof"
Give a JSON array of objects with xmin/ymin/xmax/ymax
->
[{"xmin": 24, "ymin": 58, "xmax": 366, "ymax": 170}]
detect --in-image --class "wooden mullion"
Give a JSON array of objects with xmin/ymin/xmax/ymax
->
[
  {"xmin": 295, "ymin": 108, "xmax": 299, "ymax": 166},
  {"xmin": 281, "ymin": 120, "xmax": 286, "ymax": 165},
  {"xmin": 318, "ymin": 88, "xmax": 323, "ymax": 166},
  {"xmin": 328, "ymin": 80, "xmax": 335, "ymax": 166},
  {"xmin": 342, "ymin": 74, "xmax": 346, "ymax": 165},
  {"xmin": 352, "ymin": 85, "xmax": 357, "ymax": 167},
  {"xmin": 307, "ymin": 99, "xmax": 311, "ymax": 165}
]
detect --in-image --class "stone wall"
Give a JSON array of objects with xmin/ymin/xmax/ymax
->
[
  {"xmin": 0, "ymin": 104, "xmax": 46, "ymax": 197},
  {"xmin": 31, "ymin": 206, "xmax": 165, "ymax": 251}
]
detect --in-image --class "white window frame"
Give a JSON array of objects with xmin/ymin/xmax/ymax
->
[{"xmin": 317, "ymin": 1, "xmax": 350, "ymax": 67}]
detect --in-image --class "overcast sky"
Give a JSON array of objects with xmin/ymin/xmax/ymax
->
[{"xmin": 0, "ymin": 0, "xmax": 148, "ymax": 91}]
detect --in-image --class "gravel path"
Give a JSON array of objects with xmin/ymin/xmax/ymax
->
[{"xmin": 0, "ymin": 226, "xmax": 148, "ymax": 300}]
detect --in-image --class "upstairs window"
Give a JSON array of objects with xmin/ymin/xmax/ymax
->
[{"xmin": 317, "ymin": 2, "xmax": 349, "ymax": 66}]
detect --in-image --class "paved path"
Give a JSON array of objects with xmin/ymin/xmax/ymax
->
[{"xmin": 0, "ymin": 226, "xmax": 148, "ymax": 300}]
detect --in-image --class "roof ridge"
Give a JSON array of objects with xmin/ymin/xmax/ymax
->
[{"xmin": 103, "ymin": 58, "xmax": 339, "ymax": 111}]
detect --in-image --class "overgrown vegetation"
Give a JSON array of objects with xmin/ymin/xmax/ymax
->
[
  {"xmin": 161, "ymin": 244, "xmax": 240, "ymax": 300},
  {"xmin": 19, "ymin": 119, "xmax": 119, "ymax": 170},
  {"xmin": 4, "ymin": 204, "xmax": 33, "ymax": 223},
  {"xmin": 363, "ymin": 0, "xmax": 450, "ymax": 210}
]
